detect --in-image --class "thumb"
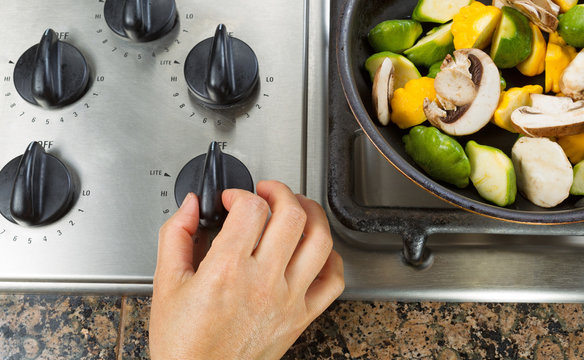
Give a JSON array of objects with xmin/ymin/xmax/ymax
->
[{"xmin": 155, "ymin": 193, "xmax": 200, "ymax": 288}]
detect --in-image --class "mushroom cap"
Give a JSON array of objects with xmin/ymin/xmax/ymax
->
[
  {"xmin": 511, "ymin": 94, "xmax": 584, "ymax": 137},
  {"xmin": 511, "ymin": 136, "xmax": 572, "ymax": 208},
  {"xmin": 424, "ymin": 48, "xmax": 501, "ymax": 136}
]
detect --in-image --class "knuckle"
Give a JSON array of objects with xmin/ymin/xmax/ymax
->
[
  {"xmin": 314, "ymin": 204, "xmax": 329, "ymax": 223},
  {"xmin": 312, "ymin": 228, "xmax": 333, "ymax": 254},
  {"xmin": 282, "ymin": 204, "xmax": 307, "ymax": 230},
  {"xmin": 245, "ymin": 194, "xmax": 270, "ymax": 216},
  {"xmin": 303, "ymin": 197, "xmax": 322, "ymax": 212}
]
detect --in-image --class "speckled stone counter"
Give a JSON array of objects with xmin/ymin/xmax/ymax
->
[{"xmin": 2, "ymin": 296, "xmax": 584, "ymax": 359}]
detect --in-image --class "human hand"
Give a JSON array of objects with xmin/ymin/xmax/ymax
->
[{"xmin": 149, "ymin": 180, "xmax": 344, "ymax": 360}]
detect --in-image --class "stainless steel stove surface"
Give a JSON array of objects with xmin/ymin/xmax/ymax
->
[
  {"xmin": 4, "ymin": 1, "xmax": 584, "ymax": 303},
  {"xmin": 0, "ymin": 0, "xmax": 327, "ymax": 293}
]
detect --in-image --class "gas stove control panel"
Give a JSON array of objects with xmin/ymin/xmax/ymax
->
[{"xmin": 0, "ymin": 0, "xmax": 309, "ymax": 291}]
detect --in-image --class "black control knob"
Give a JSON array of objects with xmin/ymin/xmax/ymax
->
[
  {"xmin": 104, "ymin": 0, "xmax": 178, "ymax": 42},
  {"xmin": 184, "ymin": 24, "xmax": 259, "ymax": 109},
  {"xmin": 175, "ymin": 142, "xmax": 254, "ymax": 229},
  {"xmin": 13, "ymin": 29, "xmax": 90, "ymax": 108},
  {"xmin": 0, "ymin": 142, "xmax": 76, "ymax": 226}
]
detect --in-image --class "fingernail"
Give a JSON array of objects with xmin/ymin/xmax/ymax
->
[{"xmin": 180, "ymin": 192, "xmax": 195, "ymax": 208}]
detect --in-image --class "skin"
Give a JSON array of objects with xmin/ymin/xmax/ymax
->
[{"xmin": 149, "ymin": 180, "xmax": 345, "ymax": 360}]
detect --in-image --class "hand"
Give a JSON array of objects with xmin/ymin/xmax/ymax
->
[{"xmin": 149, "ymin": 180, "xmax": 344, "ymax": 360}]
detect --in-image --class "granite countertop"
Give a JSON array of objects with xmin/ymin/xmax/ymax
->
[{"xmin": 2, "ymin": 296, "xmax": 584, "ymax": 359}]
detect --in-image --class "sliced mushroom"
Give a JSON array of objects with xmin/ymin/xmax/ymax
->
[
  {"xmin": 511, "ymin": 94, "xmax": 584, "ymax": 137},
  {"xmin": 434, "ymin": 53, "xmax": 475, "ymax": 111},
  {"xmin": 423, "ymin": 48, "xmax": 500, "ymax": 136},
  {"xmin": 498, "ymin": 0, "xmax": 558, "ymax": 33},
  {"xmin": 529, "ymin": 93, "xmax": 576, "ymax": 112},
  {"xmin": 511, "ymin": 136, "xmax": 572, "ymax": 208},
  {"xmin": 560, "ymin": 49, "xmax": 584, "ymax": 102},
  {"xmin": 434, "ymin": 67, "xmax": 477, "ymax": 107},
  {"xmin": 493, "ymin": 0, "xmax": 559, "ymax": 15},
  {"xmin": 372, "ymin": 58, "xmax": 395, "ymax": 126},
  {"xmin": 529, "ymin": 0, "xmax": 559, "ymax": 15}
]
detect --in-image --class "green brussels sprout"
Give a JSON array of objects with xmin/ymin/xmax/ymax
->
[{"xmin": 403, "ymin": 126, "xmax": 470, "ymax": 188}]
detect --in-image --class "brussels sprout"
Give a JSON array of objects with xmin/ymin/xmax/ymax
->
[{"xmin": 403, "ymin": 126, "xmax": 470, "ymax": 188}]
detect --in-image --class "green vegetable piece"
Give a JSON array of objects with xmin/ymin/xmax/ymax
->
[
  {"xmin": 368, "ymin": 20, "xmax": 423, "ymax": 53},
  {"xmin": 490, "ymin": 6, "xmax": 532, "ymax": 69},
  {"xmin": 364, "ymin": 52, "xmax": 421, "ymax": 89},
  {"xmin": 465, "ymin": 140, "xmax": 517, "ymax": 206},
  {"xmin": 558, "ymin": 5, "xmax": 584, "ymax": 48},
  {"xmin": 570, "ymin": 160, "xmax": 584, "ymax": 196},
  {"xmin": 412, "ymin": 0, "xmax": 472, "ymax": 24},
  {"xmin": 404, "ymin": 22, "xmax": 454, "ymax": 68},
  {"xmin": 500, "ymin": 73, "xmax": 507, "ymax": 91},
  {"xmin": 427, "ymin": 61, "xmax": 442, "ymax": 78},
  {"xmin": 403, "ymin": 126, "xmax": 470, "ymax": 188}
]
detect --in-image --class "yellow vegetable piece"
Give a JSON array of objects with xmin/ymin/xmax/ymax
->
[
  {"xmin": 390, "ymin": 77, "xmax": 436, "ymax": 129},
  {"xmin": 552, "ymin": 0, "xmax": 578, "ymax": 13},
  {"xmin": 492, "ymin": 85, "xmax": 543, "ymax": 132},
  {"xmin": 549, "ymin": 31, "xmax": 568, "ymax": 46},
  {"xmin": 452, "ymin": 2, "xmax": 502, "ymax": 50},
  {"xmin": 516, "ymin": 23, "xmax": 546, "ymax": 76},
  {"xmin": 558, "ymin": 132, "xmax": 584, "ymax": 164},
  {"xmin": 545, "ymin": 32, "xmax": 577, "ymax": 93}
]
